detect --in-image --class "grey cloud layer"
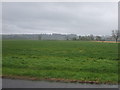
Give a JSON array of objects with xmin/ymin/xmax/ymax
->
[{"xmin": 2, "ymin": 2, "xmax": 118, "ymax": 35}]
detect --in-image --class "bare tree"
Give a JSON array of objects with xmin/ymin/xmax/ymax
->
[
  {"xmin": 96, "ymin": 36, "xmax": 102, "ymax": 41},
  {"xmin": 112, "ymin": 30, "xmax": 120, "ymax": 42},
  {"xmin": 38, "ymin": 35, "xmax": 42, "ymax": 40},
  {"xmin": 65, "ymin": 35, "xmax": 69, "ymax": 40}
]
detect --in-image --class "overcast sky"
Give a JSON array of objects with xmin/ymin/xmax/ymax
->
[{"xmin": 2, "ymin": 2, "xmax": 118, "ymax": 36}]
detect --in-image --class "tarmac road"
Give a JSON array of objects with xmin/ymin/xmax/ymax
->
[{"xmin": 2, "ymin": 78, "xmax": 118, "ymax": 88}]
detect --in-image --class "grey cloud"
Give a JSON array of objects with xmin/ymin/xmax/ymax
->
[{"xmin": 2, "ymin": 2, "xmax": 118, "ymax": 35}]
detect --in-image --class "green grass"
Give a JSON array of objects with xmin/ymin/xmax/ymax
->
[{"xmin": 2, "ymin": 40, "xmax": 119, "ymax": 84}]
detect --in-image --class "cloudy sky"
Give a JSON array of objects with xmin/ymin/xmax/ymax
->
[{"xmin": 2, "ymin": 2, "xmax": 118, "ymax": 36}]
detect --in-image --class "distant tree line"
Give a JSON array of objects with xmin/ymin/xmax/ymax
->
[
  {"xmin": 71, "ymin": 30, "xmax": 120, "ymax": 42},
  {"xmin": 70, "ymin": 35, "xmax": 105, "ymax": 41},
  {"xmin": 2, "ymin": 30, "xmax": 120, "ymax": 42}
]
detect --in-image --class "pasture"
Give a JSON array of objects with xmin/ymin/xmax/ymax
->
[{"xmin": 2, "ymin": 40, "xmax": 119, "ymax": 84}]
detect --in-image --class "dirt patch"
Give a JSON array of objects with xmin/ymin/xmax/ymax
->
[{"xmin": 92, "ymin": 41, "xmax": 120, "ymax": 43}]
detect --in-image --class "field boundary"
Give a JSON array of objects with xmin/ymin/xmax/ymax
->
[{"xmin": 2, "ymin": 75, "xmax": 117, "ymax": 85}]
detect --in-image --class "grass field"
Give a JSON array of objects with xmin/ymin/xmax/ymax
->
[{"xmin": 2, "ymin": 40, "xmax": 119, "ymax": 84}]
